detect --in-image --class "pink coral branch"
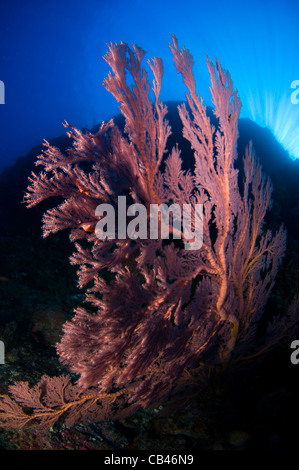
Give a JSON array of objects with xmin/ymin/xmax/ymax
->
[{"xmin": 0, "ymin": 36, "xmax": 295, "ymax": 430}]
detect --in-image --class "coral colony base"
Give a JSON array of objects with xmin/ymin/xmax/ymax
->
[{"xmin": 0, "ymin": 36, "xmax": 297, "ymax": 429}]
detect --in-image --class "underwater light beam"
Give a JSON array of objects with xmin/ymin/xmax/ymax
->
[{"xmin": 247, "ymin": 83, "xmax": 299, "ymax": 160}]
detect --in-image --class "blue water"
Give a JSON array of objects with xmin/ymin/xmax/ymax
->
[{"xmin": 0, "ymin": 0, "xmax": 298, "ymax": 172}]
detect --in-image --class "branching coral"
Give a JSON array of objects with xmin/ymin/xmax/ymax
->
[{"xmin": 0, "ymin": 35, "xmax": 295, "ymax": 429}]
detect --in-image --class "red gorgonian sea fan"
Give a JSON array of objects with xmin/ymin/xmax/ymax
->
[{"xmin": 0, "ymin": 35, "xmax": 297, "ymax": 429}]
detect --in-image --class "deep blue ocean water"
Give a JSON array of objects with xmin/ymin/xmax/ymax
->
[{"xmin": 0, "ymin": 0, "xmax": 299, "ymax": 173}]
